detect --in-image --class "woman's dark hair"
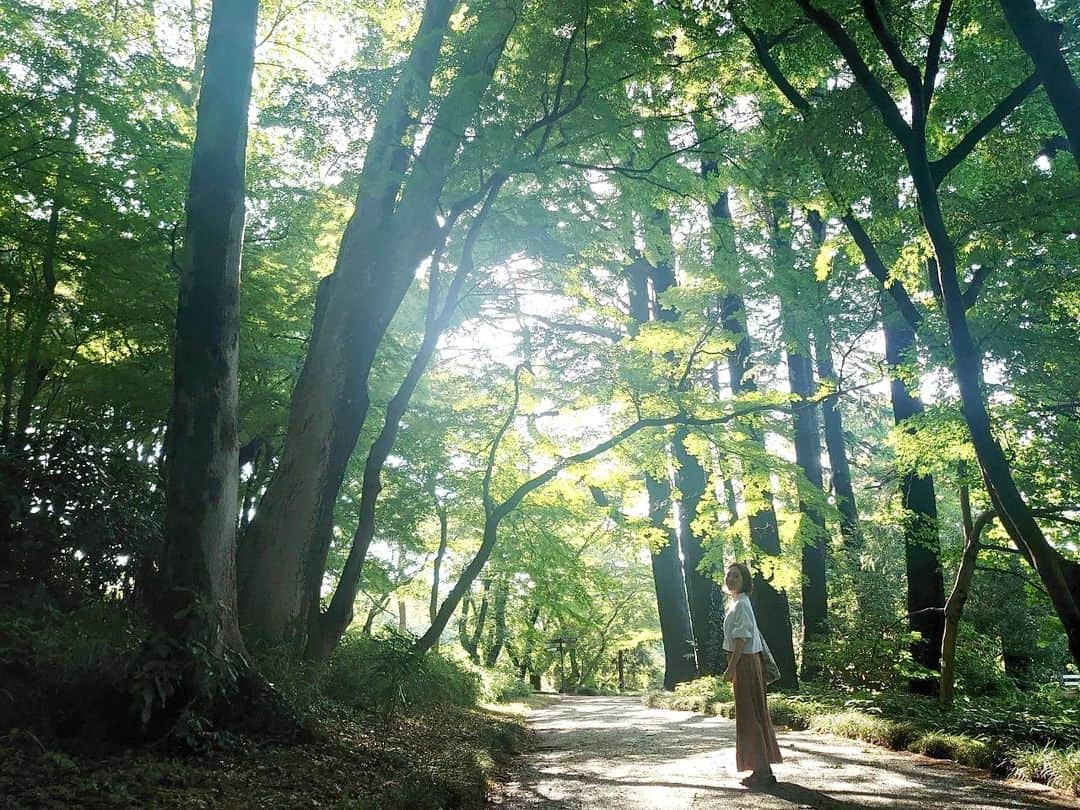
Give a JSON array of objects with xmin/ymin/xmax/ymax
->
[{"xmin": 727, "ymin": 562, "xmax": 754, "ymax": 596}]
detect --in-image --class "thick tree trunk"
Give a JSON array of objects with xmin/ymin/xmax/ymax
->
[
  {"xmin": 157, "ymin": 0, "xmax": 258, "ymax": 654},
  {"xmin": 881, "ymin": 295, "xmax": 946, "ymax": 691},
  {"xmin": 770, "ymin": 199, "xmax": 827, "ymax": 680},
  {"xmin": 238, "ymin": 0, "xmax": 515, "ymax": 649},
  {"xmin": 626, "ymin": 240, "xmax": 697, "ymax": 689},
  {"xmin": 303, "ymin": 180, "xmax": 504, "ymax": 664},
  {"xmin": 674, "ymin": 428, "xmax": 725, "ymax": 675},
  {"xmin": 712, "ymin": 186, "xmax": 798, "ymax": 690},
  {"xmin": 997, "ymin": 0, "xmax": 1080, "ymax": 169},
  {"xmin": 647, "ymin": 469, "xmax": 699, "ymax": 688}
]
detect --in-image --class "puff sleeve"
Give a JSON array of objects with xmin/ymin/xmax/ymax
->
[{"xmin": 724, "ymin": 597, "xmax": 754, "ymax": 645}]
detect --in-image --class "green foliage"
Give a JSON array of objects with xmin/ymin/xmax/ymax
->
[
  {"xmin": 325, "ymin": 630, "xmax": 479, "ymax": 719},
  {"xmin": 1011, "ymin": 745, "xmax": 1080, "ymax": 795},
  {"xmin": 808, "ymin": 711, "xmax": 916, "ymax": 750},
  {"xmin": 481, "ymin": 668, "xmax": 532, "ymax": 704},
  {"xmin": 908, "ymin": 731, "xmax": 994, "ymax": 770},
  {"xmin": 767, "ymin": 695, "xmax": 826, "ymax": 731}
]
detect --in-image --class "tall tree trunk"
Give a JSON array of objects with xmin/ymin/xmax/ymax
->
[
  {"xmin": 237, "ymin": 1, "xmax": 515, "ymax": 648},
  {"xmin": 769, "ymin": 199, "xmax": 828, "ymax": 680},
  {"xmin": 626, "ymin": 240, "xmax": 697, "ymax": 689},
  {"xmin": 674, "ymin": 428, "xmax": 725, "ymax": 675},
  {"xmin": 907, "ymin": 142, "xmax": 1080, "ymax": 665},
  {"xmin": 157, "ymin": 0, "xmax": 258, "ymax": 654},
  {"xmin": 997, "ymin": 0, "xmax": 1080, "ymax": 170},
  {"xmin": 881, "ymin": 295, "xmax": 946, "ymax": 692},
  {"xmin": 708, "ymin": 180, "xmax": 798, "ymax": 689},
  {"xmin": 807, "ymin": 211, "xmax": 861, "ymax": 555},
  {"xmin": 647, "ymin": 470, "xmax": 699, "ymax": 688}
]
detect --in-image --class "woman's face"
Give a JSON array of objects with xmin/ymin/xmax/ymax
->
[{"xmin": 725, "ymin": 566, "xmax": 743, "ymax": 594}]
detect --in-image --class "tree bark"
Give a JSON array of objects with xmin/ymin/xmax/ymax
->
[
  {"xmin": 807, "ymin": 211, "xmax": 861, "ymax": 555},
  {"xmin": 238, "ymin": 1, "xmax": 514, "ymax": 648},
  {"xmin": 881, "ymin": 295, "xmax": 946, "ymax": 691},
  {"xmin": 429, "ymin": 502, "xmax": 450, "ymax": 651},
  {"xmin": 157, "ymin": 0, "xmax": 258, "ymax": 654},
  {"xmin": 485, "ymin": 578, "xmax": 509, "ymax": 666},
  {"xmin": 674, "ymin": 428, "xmax": 725, "ymax": 675},
  {"xmin": 940, "ymin": 480, "xmax": 995, "ymax": 709},
  {"xmin": 709, "ymin": 182, "xmax": 798, "ymax": 690},
  {"xmin": 647, "ymin": 469, "xmax": 699, "ymax": 688},
  {"xmin": 997, "ymin": 0, "xmax": 1080, "ymax": 170},
  {"xmin": 626, "ymin": 244, "xmax": 697, "ymax": 689},
  {"xmin": 770, "ymin": 199, "xmax": 828, "ymax": 680},
  {"xmin": 303, "ymin": 179, "xmax": 504, "ymax": 663}
]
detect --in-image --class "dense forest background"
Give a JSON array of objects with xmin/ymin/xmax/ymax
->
[{"xmin": 1, "ymin": 0, "xmax": 1079, "ymax": 802}]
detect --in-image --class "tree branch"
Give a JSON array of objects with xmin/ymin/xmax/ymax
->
[
  {"xmin": 930, "ymin": 71, "xmax": 1041, "ymax": 185},
  {"xmin": 796, "ymin": 0, "xmax": 912, "ymax": 143},
  {"xmin": 860, "ymin": 0, "xmax": 922, "ymax": 99},
  {"xmin": 961, "ymin": 264, "xmax": 991, "ymax": 310},
  {"xmin": 923, "ymin": 0, "xmax": 954, "ymax": 109}
]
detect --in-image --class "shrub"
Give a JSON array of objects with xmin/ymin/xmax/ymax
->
[
  {"xmin": 482, "ymin": 669, "xmax": 532, "ymax": 703},
  {"xmin": 768, "ymin": 696, "xmax": 823, "ymax": 732},
  {"xmin": 1010, "ymin": 744, "xmax": 1057, "ymax": 784},
  {"xmin": 325, "ymin": 630, "xmax": 479, "ymax": 718},
  {"xmin": 1046, "ymin": 748, "xmax": 1080, "ymax": 795},
  {"xmin": 909, "ymin": 732, "xmax": 992, "ymax": 769}
]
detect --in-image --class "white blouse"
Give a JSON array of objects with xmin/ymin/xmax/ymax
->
[{"xmin": 723, "ymin": 592, "xmax": 763, "ymax": 654}]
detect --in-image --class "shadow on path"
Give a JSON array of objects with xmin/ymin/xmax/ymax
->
[{"xmin": 492, "ymin": 696, "xmax": 1077, "ymax": 810}]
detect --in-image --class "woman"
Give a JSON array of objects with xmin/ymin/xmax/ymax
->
[{"xmin": 722, "ymin": 562, "xmax": 782, "ymax": 788}]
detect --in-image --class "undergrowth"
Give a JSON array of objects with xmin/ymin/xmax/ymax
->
[{"xmin": 0, "ymin": 599, "xmax": 529, "ymax": 808}]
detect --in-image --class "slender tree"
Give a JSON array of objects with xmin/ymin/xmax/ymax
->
[{"xmin": 158, "ymin": 0, "xmax": 259, "ymax": 653}]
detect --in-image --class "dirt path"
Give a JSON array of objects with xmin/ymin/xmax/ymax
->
[{"xmin": 491, "ymin": 696, "xmax": 1078, "ymax": 810}]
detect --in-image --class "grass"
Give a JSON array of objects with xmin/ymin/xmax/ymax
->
[{"xmin": 1011, "ymin": 745, "xmax": 1080, "ymax": 795}]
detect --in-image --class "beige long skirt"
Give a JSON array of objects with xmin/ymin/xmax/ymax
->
[{"xmin": 733, "ymin": 652, "xmax": 782, "ymax": 773}]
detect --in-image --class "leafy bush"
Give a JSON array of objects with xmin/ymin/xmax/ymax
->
[
  {"xmin": 325, "ymin": 629, "xmax": 479, "ymax": 718},
  {"xmin": 1011, "ymin": 744, "xmax": 1057, "ymax": 783},
  {"xmin": 810, "ymin": 711, "xmax": 916, "ymax": 750},
  {"xmin": 908, "ymin": 731, "xmax": 992, "ymax": 768},
  {"xmin": 1010, "ymin": 746, "xmax": 1080, "ymax": 796},
  {"xmin": 482, "ymin": 669, "xmax": 532, "ymax": 703},
  {"xmin": 0, "ymin": 428, "xmax": 163, "ymax": 605},
  {"xmin": 768, "ymin": 695, "xmax": 825, "ymax": 731}
]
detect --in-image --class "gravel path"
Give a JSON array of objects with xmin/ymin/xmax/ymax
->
[{"xmin": 491, "ymin": 695, "xmax": 1078, "ymax": 810}]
